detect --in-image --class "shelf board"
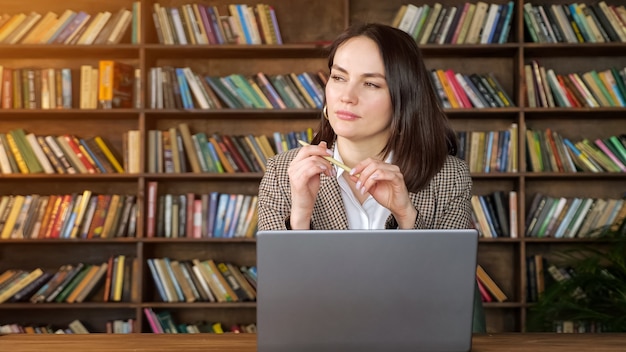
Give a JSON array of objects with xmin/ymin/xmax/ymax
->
[
  {"xmin": 0, "ymin": 110, "xmax": 138, "ymax": 119},
  {"xmin": 143, "ymin": 108, "xmax": 321, "ymax": 119},
  {"xmin": 143, "ymin": 44, "xmax": 329, "ymax": 59},
  {"xmin": 142, "ymin": 238, "xmax": 255, "ymax": 243},
  {"xmin": 0, "ymin": 44, "xmax": 140, "ymax": 59},
  {"xmin": 420, "ymin": 43, "xmax": 519, "ymax": 57},
  {"xmin": 523, "ymin": 172, "xmax": 626, "ymax": 179},
  {"xmin": 0, "ymin": 238, "xmax": 139, "ymax": 244},
  {"xmin": 143, "ymin": 302, "xmax": 256, "ymax": 309},
  {"xmin": 523, "ymin": 43, "xmax": 626, "ymax": 57},
  {"xmin": 0, "ymin": 302, "xmax": 136, "ymax": 309}
]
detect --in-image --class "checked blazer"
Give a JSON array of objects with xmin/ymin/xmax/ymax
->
[{"xmin": 258, "ymin": 148, "xmax": 473, "ymax": 231}]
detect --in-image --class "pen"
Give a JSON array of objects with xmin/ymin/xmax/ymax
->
[{"xmin": 297, "ymin": 140, "xmax": 352, "ymax": 173}]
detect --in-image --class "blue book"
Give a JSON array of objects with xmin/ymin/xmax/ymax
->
[
  {"xmin": 296, "ymin": 73, "xmax": 323, "ymax": 108},
  {"xmin": 213, "ymin": 193, "xmax": 230, "ymax": 238},
  {"xmin": 206, "ymin": 192, "xmax": 219, "ymax": 237},
  {"xmin": 222, "ymin": 194, "xmax": 237, "ymax": 237},
  {"xmin": 163, "ymin": 257, "xmax": 185, "ymax": 301},
  {"xmin": 484, "ymin": 132, "xmax": 494, "ymax": 173},
  {"xmin": 79, "ymin": 138, "xmax": 107, "ymax": 173},
  {"xmin": 478, "ymin": 195, "xmax": 498, "ymax": 237},
  {"xmin": 498, "ymin": 1, "xmax": 515, "ymax": 44},
  {"xmin": 236, "ymin": 5, "xmax": 253, "ymax": 44},
  {"xmin": 486, "ymin": 5, "xmax": 503, "ymax": 44},
  {"xmin": 146, "ymin": 259, "xmax": 169, "ymax": 301},
  {"xmin": 175, "ymin": 68, "xmax": 194, "ymax": 109}
]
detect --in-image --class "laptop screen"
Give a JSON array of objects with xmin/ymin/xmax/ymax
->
[{"xmin": 256, "ymin": 229, "xmax": 479, "ymax": 352}]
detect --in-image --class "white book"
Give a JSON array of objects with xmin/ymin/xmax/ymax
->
[
  {"xmin": 480, "ymin": 3, "xmax": 500, "ymax": 44},
  {"xmin": 0, "ymin": 136, "xmax": 13, "ymax": 174},
  {"xmin": 438, "ymin": 6, "xmax": 457, "ymax": 44},
  {"xmin": 78, "ymin": 11, "xmax": 112, "ymax": 45},
  {"xmin": 455, "ymin": 73, "xmax": 485, "ymax": 108},
  {"xmin": 182, "ymin": 67, "xmax": 210, "ymax": 109},
  {"xmin": 398, "ymin": 4, "xmax": 419, "ymax": 34},
  {"xmin": 26, "ymin": 133, "xmax": 55, "ymax": 174},
  {"xmin": 169, "ymin": 8, "xmax": 188, "ymax": 45}
]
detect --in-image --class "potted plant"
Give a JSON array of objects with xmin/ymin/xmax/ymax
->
[{"xmin": 527, "ymin": 215, "xmax": 626, "ymax": 332}]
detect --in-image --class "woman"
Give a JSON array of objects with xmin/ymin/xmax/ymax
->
[{"xmin": 258, "ymin": 23, "xmax": 472, "ymax": 231}]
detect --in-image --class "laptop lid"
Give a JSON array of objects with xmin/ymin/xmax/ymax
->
[{"xmin": 256, "ymin": 229, "xmax": 479, "ymax": 352}]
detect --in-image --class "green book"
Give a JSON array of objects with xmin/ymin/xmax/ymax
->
[
  {"xmin": 10, "ymin": 129, "xmax": 43, "ymax": 174},
  {"xmin": 55, "ymin": 264, "xmax": 92, "ymax": 302}
]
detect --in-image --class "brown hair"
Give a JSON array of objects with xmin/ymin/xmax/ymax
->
[{"xmin": 312, "ymin": 23, "xmax": 457, "ymax": 192}]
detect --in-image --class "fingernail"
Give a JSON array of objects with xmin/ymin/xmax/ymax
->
[
  {"xmin": 319, "ymin": 165, "xmax": 327, "ymax": 170},
  {"xmin": 349, "ymin": 169, "xmax": 356, "ymax": 176},
  {"xmin": 360, "ymin": 186, "xmax": 366, "ymax": 195},
  {"xmin": 326, "ymin": 149, "xmax": 333, "ymax": 155},
  {"xmin": 355, "ymin": 181, "xmax": 361, "ymax": 189}
]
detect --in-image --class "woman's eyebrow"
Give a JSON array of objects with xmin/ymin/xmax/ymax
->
[{"xmin": 331, "ymin": 64, "xmax": 385, "ymax": 79}]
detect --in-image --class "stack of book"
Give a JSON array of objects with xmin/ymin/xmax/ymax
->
[
  {"xmin": 525, "ymin": 61, "xmax": 626, "ymax": 108},
  {"xmin": 0, "ymin": 4, "xmax": 138, "ymax": 45},
  {"xmin": 523, "ymin": 2, "xmax": 626, "ymax": 43},
  {"xmin": 0, "ymin": 130, "xmax": 125, "ymax": 175},
  {"xmin": 456, "ymin": 124, "xmax": 519, "ymax": 173},
  {"xmin": 0, "ymin": 191, "xmax": 138, "ymax": 240},
  {"xmin": 470, "ymin": 191, "xmax": 518, "ymax": 238},
  {"xmin": 146, "ymin": 257, "xmax": 256, "ymax": 304},
  {"xmin": 152, "ymin": 3, "xmax": 282, "ymax": 45},
  {"xmin": 430, "ymin": 70, "xmax": 514, "ymax": 109},
  {"xmin": 143, "ymin": 308, "xmax": 256, "ymax": 334},
  {"xmin": 149, "ymin": 68, "xmax": 326, "ymax": 110},
  {"xmin": 392, "ymin": 1, "xmax": 515, "ymax": 44},
  {"xmin": 525, "ymin": 129, "xmax": 626, "ymax": 173},
  {"xmin": 525, "ymin": 193, "xmax": 626, "ymax": 238}
]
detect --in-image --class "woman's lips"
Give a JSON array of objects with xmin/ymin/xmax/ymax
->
[{"xmin": 335, "ymin": 110, "xmax": 359, "ymax": 120}]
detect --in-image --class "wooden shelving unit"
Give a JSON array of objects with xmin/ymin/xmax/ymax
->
[{"xmin": 0, "ymin": 0, "xmax": 624, "ymax": 333}]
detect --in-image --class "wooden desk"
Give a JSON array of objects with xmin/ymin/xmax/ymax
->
[{"xmin": 1, "ymin": 333, "xmax": 626, "ymax": 351}]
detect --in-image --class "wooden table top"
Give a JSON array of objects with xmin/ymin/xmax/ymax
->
[{"xmin": 1, "ymin": 333, "xmax": 626, "ymax": 351}]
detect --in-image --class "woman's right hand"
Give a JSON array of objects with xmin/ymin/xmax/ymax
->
[{"xmin": 287, "ymin": 141, "xmax": 335, "ymax": 229}]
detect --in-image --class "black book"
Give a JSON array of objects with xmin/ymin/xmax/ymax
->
[
  {"xmin": 428, "ymin": 7, "xmax": 448, "ymax": 43},
  {"xmin": 589, "ymin": 4, "xmax": 619, "ymax": 42},
  {"xmin": 469, "ymin": 74, "xmax": 499, "ymax": 107}
]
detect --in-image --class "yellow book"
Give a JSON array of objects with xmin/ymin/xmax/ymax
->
[
  {"xmin": 476, "ymin": 264, "xmax": 507, "ymax": 302},
  {"xmin": 37, "ymin": 9, "xmax": 75, "ymax": 44},
  {"xmin": 288, "ymin": 73, "xmax": 316, "ymax": 108},
  {"xmin": 255, "ymin": 4, "xmax": 273, "ymax": 44},
  {"xmin": 98, "ymin": 60, "xmax": 114, "ymax": 109},
  {"xmin": 5, "ymin": 133, "xmax": 29, "ymax": 174},
  {"xmin": 93, "ymin": 136, "xmax": 124, "ymax": 173},
  {"xmin": 0, "ymin": 13, "xmax": 27, "ymax": 42},
  {"xmin": 113, "ymin": 255, "xmax": 125, "ymax": 302},
  {"xmin": 5, "ymin": 12, "xmax": 41, "ymax": 44},
  {"xmin": 191, "ymin": 4, "xmax": 209, "ymax": 44},
  {"xmin": 435, "ymin": 69, "xmax": 460, "ymax": 108},
  {"xmin": 255, "ymin": 134, "xmax": 276, "ymax": 160},
  {"xmin": 247, "ymin": 77, "xmax": 273, "ymax": 108},
  {"xmin": 69, "ymin": 190, "xmax": 93, "ymax": 238},
  {"xmin": 66, "ymin": 264, "xmax": 99, "ymax": 303},
  {"xmin": 0, "ymin": 268, "xmax": 43, "ymax": 303}
]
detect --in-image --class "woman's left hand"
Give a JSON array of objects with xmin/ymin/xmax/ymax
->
[{"xmin": 349, "ymin": 159, "xmax": 417, "ymax": 228}]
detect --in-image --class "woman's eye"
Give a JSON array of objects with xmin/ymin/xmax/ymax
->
[
  {"xmin": 330, "ymin": 75, "xmax": 344, "ymax": 81},
  {"xmin": 365, "ymin": 82, "xmax": 380, "ymax": 88}
]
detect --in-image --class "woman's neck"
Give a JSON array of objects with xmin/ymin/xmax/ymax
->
[{"xmin": 335, "ymin": 138, "xmax": 386, "ymax": 168}]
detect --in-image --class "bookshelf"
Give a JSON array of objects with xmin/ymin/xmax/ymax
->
[{"xmin": 0, "ymin": 0, "xmax": 625, "ymax": 333}]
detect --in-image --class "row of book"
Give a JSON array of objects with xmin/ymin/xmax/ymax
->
[
  {"xmin": 525, "ymin": 61, "xmax": 626, "ymax": 108},
  {"xmin": 152, "ymin": 3, "xmax": 282, "ymax": 45},
  {"xmin": 147, "ymin": 258, "xmax": 256, "ymax": 304},
  {"xmin": 149, "ymin": 67, "xmax": 326, "ymax": 110},
  {"xmin": 476, "ymin": 264, "xmax": 508, "ymax": 303},
  {"xmin": 0, "ymin": 4, "xmax": 137, "ymax": 45},
  {"xmin": 470, "ymin": 191, "xmax": 518, "ymax": 239},
  {"xmin": 0, "ymin": 63, "xmax": 139, "ymax": 110},
  {"xmin": 431, "ymin": 70, "xmax": 515, "ymax": 109},
  {"xmin": 456, "ymin": 124, "xmax": 519, "ymax": 174},
  {"xmin": 0, "ymin": 255, "xmax": 136, "ymax": 304},
  {"xmin": 525, "ymin": 194, "xmax": 626, "ymax": 238},
  {"xmin": 144, "ymin": 308, "xmax": 256, "ymax": 334},
  {"xmin": 0, "ymin": 192, "xmax": 138, "ymax": 240},
  {"xmin": 0, "ymin": 319, "xmax": 97, "ymax": 334},
  {"xmin": 523, "ymin": 2, "xmax": 626, "ymax": 43},
  {"xmin": 526, "ymin": 129, "xmax": 626, "ymax": 173},
  {"xmin": 146, "ymin": 124, "xmax": 312, "ymax": 174},
  {"xmin": 393, "ymin": 2, "xmax": 514, "ymax": 45},
  {"xmin": 0, "ymin": 130, "xmax": 124, "ymax": 175},
  {"xmin": 147, "ymin": 189, "xmax": 258, "ymax": 239}
]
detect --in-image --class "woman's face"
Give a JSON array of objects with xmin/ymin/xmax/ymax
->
[{"xmin": 325, "ymin": 36, "xmax": 393, "ymax": 145}]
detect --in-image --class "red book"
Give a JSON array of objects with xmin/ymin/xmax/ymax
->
[
  {"xmin": 146, "ymin": 182, "xmax": 158, "ymax": 238},
  {"xmin": 445, "ymin": 69, "xmax": 472, "ymax": 108},
  {"xmin": 476, "ymin": 277, "xmax": 493, "ymax": 302},
  {"xmin": 63, "ymin": 134, "xmax": 97, "ymax": 174},
  {"xmin": 47, "ymin": 194, "xmax": 72, "ymax": 238}
]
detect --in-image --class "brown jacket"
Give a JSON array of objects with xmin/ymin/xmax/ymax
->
[{"xmin": 258, "ymin": 148, "xmax": 472, "ymax": 230}]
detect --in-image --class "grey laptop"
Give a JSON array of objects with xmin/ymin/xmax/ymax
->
[{"xmin": 256, "ymin": 229, "xmax": 479, "ymax": 352}]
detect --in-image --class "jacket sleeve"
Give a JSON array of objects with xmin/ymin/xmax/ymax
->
[
  {"xmin": 257, "ymin": 152, "xmax": 293, "ymax": 231},
  {"xmin": 435, "ymin": 157, "xmax": 473, "ymax": 229}
]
